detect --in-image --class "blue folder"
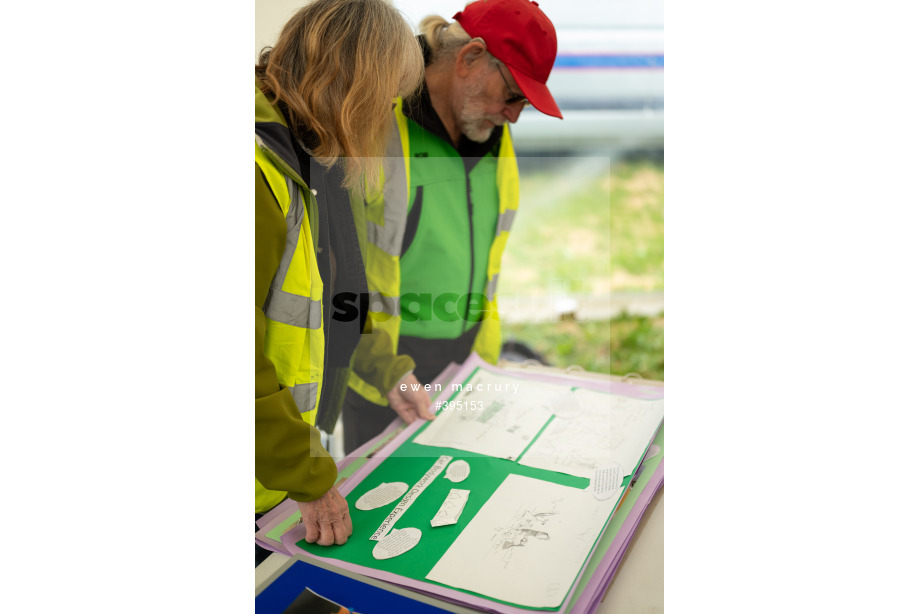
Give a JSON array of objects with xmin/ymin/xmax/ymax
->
[{"xmin": 256, "ymin": 556, "xmax": 465, "ymax": 614}]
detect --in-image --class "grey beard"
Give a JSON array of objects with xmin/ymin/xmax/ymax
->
[
  {"xmin": 459, "ymin": 81, "xmax": 503, "ymax": 142},
  {"xmin": 461, "ymin": 119, "xmax": 495, "ymax": 143}
]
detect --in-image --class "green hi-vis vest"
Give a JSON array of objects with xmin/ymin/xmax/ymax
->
[
  {"xmin": 255, "ymin": 89, "xmax": 326, "ymax": 514},
  {"xmin": 348, "ymin": 98, "xmax": 519, "ymax": 406}
]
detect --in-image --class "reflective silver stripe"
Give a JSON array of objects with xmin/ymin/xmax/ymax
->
[
  {"xmin": 496, "ymin": 209, "xmax": 517, "ymax": 235},
  {"xmin": 486, "ymin": 274, "xmax": 500, "ymax": 302},
  {"xmin": 263, "ymin": 177, "xmax": 322, "ymax": 329},
  {"xmin": 291, "ymin": 382, "xmax": 319, "ymax": 413},
  {"xmin": 264, "ymin": 288, "xmax": 322, "ymax": 330},
  {"xmin": 365, "ymin": 119, "xmax": 408, "ymax": 257},
  {"xmin": 368, "ymin": 291, "xmax": 400, "ymax": 316}
]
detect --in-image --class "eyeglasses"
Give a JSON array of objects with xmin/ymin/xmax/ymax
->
[{"xmin": 496, "ymin": 65, "xmax": 529, "ymax": 107}]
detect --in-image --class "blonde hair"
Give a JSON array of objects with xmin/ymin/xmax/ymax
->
[{"xmin": 257, "ymin": 0, "xmax": 423, "ymax": 191}]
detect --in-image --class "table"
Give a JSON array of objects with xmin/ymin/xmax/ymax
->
[
  {"xmin": 256, "ymin": 488, "xmax": 663, "ymax": 613},
  {"xmin": 256, "ymin": 364, "xmax": 664, "ymax": 612}
]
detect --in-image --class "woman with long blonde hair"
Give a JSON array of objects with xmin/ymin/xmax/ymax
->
[{"xmin": 254, "ymin": 0, "xmax": 424, "ymax": 558}]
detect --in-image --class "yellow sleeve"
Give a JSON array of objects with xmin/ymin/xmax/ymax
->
[
  {"xmin": 350, "ymin": 320, "xmax": 415, "ymax": 398},
  {"xmin": 255, "ymin": 163, "xmax": 336, "ymax": 502}
]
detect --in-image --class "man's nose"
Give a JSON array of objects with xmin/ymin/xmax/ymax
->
[{"xmin": 502, "ymin": 102, "xmax": 524, "ymax": 123}]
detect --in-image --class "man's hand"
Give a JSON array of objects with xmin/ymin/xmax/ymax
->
[
  {"xmin": 297, "ymin": 487, "xmax": 353, "ymax": 546},
  {"xmin": 387, "ymin": 373, "xmax": 435, "ymax": 424}
]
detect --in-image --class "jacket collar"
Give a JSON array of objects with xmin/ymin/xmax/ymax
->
[{"xmin": 255, "ymin": 78, "xmax": 307, "ymax": 188}]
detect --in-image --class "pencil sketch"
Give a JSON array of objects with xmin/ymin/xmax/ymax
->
[
  {"xmin": 430, "ymin": 488, "xmax": 470, "ymax": 527},
  {"xmin": 426, "ymin": 474, "xmax": 619, "ymax": 608},
  {"xmin": 518, "ymin": 389, "xmax": 664, "ymax": 480},
  {"xmin": 496, "ymin": 507, "xmax": 559, "ymax": 552}
]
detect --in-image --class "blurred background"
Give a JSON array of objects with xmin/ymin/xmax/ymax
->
[{"xmin": 255, "ymin": 0, "xmax": 664, "ymax": 381}]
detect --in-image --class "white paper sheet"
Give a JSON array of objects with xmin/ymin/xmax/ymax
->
[
  {"xmin": 590, "ymin": 463, "xmax": 624, "ymax": 500},
  {"xmin": 413, "ymin": 370, "xmax": 556, "ymax": 460},
  {"xmin": 445, "ymin": 460, "xmax": 471, "ymax": 483},
  {"xmin": 518, "ymin": 389, "xmax": 664, "ymax": 480},
  {"xmin": 426, "ymin": 474, "xmax": 619, "ymax": 608},
  {"xmin": 355, "ymin": 482, "xmax": 409, "ymax": 511},
  {"xmin": 430, "ymin": 489, "xmax": 470, "ymax": 527},
  {"xmin": 372, "ymin": 527, "xmax": 422, "ymax": 560},
  {"xmin": 370, "ymin": 455, "xmax": 452, "ymax": 541},
  {"xmin": 548, "ymin": 388, "xmax": 585, "ymax": 419}
]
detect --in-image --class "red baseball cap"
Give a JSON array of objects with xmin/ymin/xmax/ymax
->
[{"xmin": 454, "ymin": 0, "xmax": 562, "ymax": 119}]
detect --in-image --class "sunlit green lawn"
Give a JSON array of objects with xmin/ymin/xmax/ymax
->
[
  {"xmin": 503, "ymin": 313, "xmax": 664, "ymax": 382},
  {"xmin": 502, "ymin": 157, "xmax": 664, "ymax": 295},
  {"xmin": 500, "ymin": 157, "xmax": 664, "ymax": 381}
]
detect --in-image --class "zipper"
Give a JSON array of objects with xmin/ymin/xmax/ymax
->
[{"xmin": 311, "ymin": 163, "xmax": 331, "ymax": 420}]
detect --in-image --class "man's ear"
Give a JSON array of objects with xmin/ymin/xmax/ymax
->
[{"xmin": 455, "ymin": 39, "xmax": 488, "ymax": 78}]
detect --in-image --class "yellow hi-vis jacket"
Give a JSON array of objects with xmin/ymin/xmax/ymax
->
[
  {"xmin": 348, "ymin": 98, "xmax": 520, "ymax": 406},
  {"xmin": 255, "ymin": 81, "xmax": 332, "ymax": 514},
  {"xmin": 255, "ymin": 81, "xmax": 414, "ymax": 513}
]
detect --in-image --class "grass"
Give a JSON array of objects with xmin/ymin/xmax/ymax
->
[
  {"xmin": 498, "ymin": 156, "xmax": 664, "ymax": 381},
  {"xmin": 502, "ymin": 157, "xmax": 664, "ymax": 296},
  {"xmin": 503, "ymin": 313, "xmax": 665, "ymax": 382}
]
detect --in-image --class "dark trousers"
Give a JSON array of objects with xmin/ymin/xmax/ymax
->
[{"xmin": 342, "ymin": 388, "xmax": 398, "ymax": 455}]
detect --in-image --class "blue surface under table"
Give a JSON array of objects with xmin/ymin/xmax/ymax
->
[{"xmin": 256, "ymin": 556, "xmax": 463, "ymax": 614}]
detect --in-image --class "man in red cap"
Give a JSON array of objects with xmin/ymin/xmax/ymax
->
[{"xmin": 343, "ymin": 0, "xmax": 563, "ymax": 453}]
